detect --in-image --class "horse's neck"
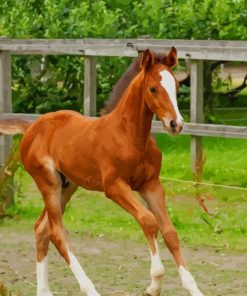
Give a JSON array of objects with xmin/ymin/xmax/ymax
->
[{"xmin": 111, "ymin": 74, "xmax": 153, "ymax": 146}]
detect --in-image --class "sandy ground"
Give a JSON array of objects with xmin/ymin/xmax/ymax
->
[{"xmin": 0, "ymin": 229, "xmax": 246, "ymax": 296}]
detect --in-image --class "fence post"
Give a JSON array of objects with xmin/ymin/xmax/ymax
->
[
  {"xmin": 190, "ymin": 60, "xmax": 204, "ymax": 173},
  {"xmin": 0, "ymin": 50, "xmax": 14, "ymax": 207},
  {"xmin": 84, "ymin": 56, "xmax": 97, "ymax": 116},
  {"xmin": 0, "ymin": 51, "xmax": 12, "ymax": 164}
]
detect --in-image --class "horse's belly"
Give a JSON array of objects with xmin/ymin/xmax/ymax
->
[
  {"xmin": 57, "ymin": 156, "xmax": 104, "ymax": 191},
  {"xmin": 76, "ymin": 175, "xmax": 103, "ymax": 192},
  {"xmin": 73, "ymin": 169, "xmax": 103, "ymax": 191}
]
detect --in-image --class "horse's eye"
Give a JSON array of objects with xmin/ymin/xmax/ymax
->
[{"xmin": 150, "ymin": 87, "xmax": 157, "ymax": 93}]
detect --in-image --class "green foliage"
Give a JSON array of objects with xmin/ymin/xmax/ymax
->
[
  {"xmin": 0, "ymin": 138, "xmax": 22, "ymax": 216},
  {"xmin": 0, "ymin": 0, "xmax": 246, "ymax": 114},
  {"xmin": 12, "ymin": 55, "xmax": 84, "ymax": 113}
]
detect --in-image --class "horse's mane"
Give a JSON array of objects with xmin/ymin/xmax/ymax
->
[{"xmin": 100, "ymin": 52, "xmax": 166, "ymax": 116}]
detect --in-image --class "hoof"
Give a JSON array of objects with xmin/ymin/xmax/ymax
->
[
  {"xmin": 37, "ymin": 292, "xmax": 53, "ymax": 296},
  {"xmin": 87, "ymin": 293, "xmax": 100, "ymax": 296},
  {"xmin": 145, "ymin": 286, "xmax": 161, "ymax": 296},
  {"xmin": 191, "ymin": 289, "xmax": 205, "ymax": 296},
  {"xmin": 81, "ymin": 287, "xmax": 100, "ymax": 296},
  {"xmin": 178, "ymin": 266, "xmax": 204, "ymax": 296},
  {"xmin": 146, "ymin": 266, "xmax": 164, "ymax": 296}
]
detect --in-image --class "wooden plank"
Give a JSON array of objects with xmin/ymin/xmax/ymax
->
[
  {"xmin": 83, "ymin": 48, "xmax": 137, "ymax": 57},
  {"xmin": 0, "ymin": 113, "xmax": 39, "ymax": 120},
  {"xmin": 0, "ymin": 38, "xmax": 246, "ymax": 48},
  {"xmin": 83, "ymin": 56, "xmax": 97, "ymax": 116},
  {"xmin": 151, "ymin": 121, "xmax": 247, "ymax": 138},
  {"xmin": 190, "ymin": 60, "xmax": 204, "ymax": 173},
  {"xmin": 0, "ymin": 51, "xmax": 12, "ymax": 165},
  {"xmin": 0, "ymin": 39, "xmax": 247, "ymax": 60},
  {"xmin": 0, "ymin": 51, "xmax": 13, "ymax": 207},
  {"xmin": 2, "ymin": 113, "xmax": 247, "ymax": 139},
  {"xmin": 135, "ymin": 45, "xmax": 247, "ymax": 61},
  {"xmin": 4, "ymin": 46, "xmax": 247, "ymax": 61}
]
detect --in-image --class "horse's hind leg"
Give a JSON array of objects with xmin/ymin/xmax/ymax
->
[
  {"xmin": 31, "ymin": 159, "xmax": 99, "ymax": 296},
  {"xmin": 139, "ymin": 179, "xmax": 204, "ymax": 296},
  {"xmin": 34, "ymin": 183, "xmax": 78, "ymax": 296},
  {"xmin": 34, "ymin": 209, "xmax": 51, "ymax": 296}
]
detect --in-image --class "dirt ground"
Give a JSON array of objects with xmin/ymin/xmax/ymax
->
[{"xmin": 0, "ymin": 229, "xmax": 246, "ymax": 296}]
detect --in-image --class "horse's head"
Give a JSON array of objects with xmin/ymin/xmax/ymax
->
[{"xmin": 141, "ymin": 48, "xmax": 183, "ymax": 135}]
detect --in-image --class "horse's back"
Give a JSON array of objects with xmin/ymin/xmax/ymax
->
[
  {"xmin": 20, "ymin": 110, "xmax": 95, "ymax": 168},
  {"xmin": 20, "ymin": 110, "xmax": 106, "ymax": 190}
]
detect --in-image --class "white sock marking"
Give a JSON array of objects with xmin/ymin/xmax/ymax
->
[
  {"xmin": 178, "ymin": 266, "xmax": 204, "ymax": 296},
  {"xmin": 36, "ymin": 257, "xmax": 53, "ymax": 296},
  {"xmin": 68, "ymin": 248, "xmax": 100, "ymax": 295},
  {"xmin": 150, "ymin": 240, "xmax": 165, "ymax": 276},
  {"xmin": 147, "ymin": 240, "xmax": 165, "ymax": 296},
  {"xmin": 160, "ymin": 70, "xmax": 183, "ymax": 124}
]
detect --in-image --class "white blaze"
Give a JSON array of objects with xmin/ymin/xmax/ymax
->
[{"xmin": 160, "ymin": 70, "xmax": 183, "ymax": 124}]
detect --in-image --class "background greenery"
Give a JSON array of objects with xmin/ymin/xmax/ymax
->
[
  {"xmin": 0, "ymin": 0, "xmax": 246, "ymax": 115},
  {"xmin": 0, "ymin": 0, "xmax": 246, "ymax": 242},
  {"xmin": 0, "ymin": 1, "xmax": 246, "ymax": 294}
]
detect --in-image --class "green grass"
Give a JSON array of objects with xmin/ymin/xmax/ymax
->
[
  {"xmin": 158, "ymin": 135, "xmax": 247, "ymax": 196},
  {"xmin": 180, "ymin": 108, "xmax": 247, "ymax": 126},
  {"xmin": 1, "ymin": 135, "xmax": 247, "ymax": 252},
  {"xmin": 215, "ymin": 108, "xmax": 247, "ymax": 125}
]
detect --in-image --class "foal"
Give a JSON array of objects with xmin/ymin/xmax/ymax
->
[{"xmin": 0, "ymin": 48, "xmax": 204, "ymax": 296}]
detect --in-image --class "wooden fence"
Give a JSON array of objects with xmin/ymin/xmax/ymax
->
[{"xmin": 0, "ymin": 38, "xmax": 247, "ymax": 174}]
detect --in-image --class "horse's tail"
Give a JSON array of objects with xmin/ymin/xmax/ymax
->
[{"xmin": 0, "ymin": 118, "xmax": 33, "ymax": 135}]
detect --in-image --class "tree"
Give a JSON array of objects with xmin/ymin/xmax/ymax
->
[{"xmin": 0, "ymin": 0, "xmax": 246, "ymax": 115}]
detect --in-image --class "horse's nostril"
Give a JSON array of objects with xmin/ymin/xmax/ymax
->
[{"xmin": 170, "ymin": 120, "xmax": 177, "ymax": 129}]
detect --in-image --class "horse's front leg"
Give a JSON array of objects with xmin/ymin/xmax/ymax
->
[
  {"xmin": 139, "ymin": 179, "xmax": 204, "ymax": 296},
  {"xmin": 104, "ymin": 178, "xmax": 164, "ymax": 296}
]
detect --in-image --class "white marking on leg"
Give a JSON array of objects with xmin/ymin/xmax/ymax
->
[
  {"xmin": 146, "ymin": 240, "xmax": 165, "ymax": 296},
  {"xmin": 68, "ymin": 248, "xmax": 100, "ymax": 296},
  {"xmin": 178, "ymin": 266, "xmax": 204, "ymax": 296},
  {"xmin": 36, "ymin": 257, "xmax": 53, "ymax": 296},
  {"xmin": 160, "ymin": 70, "xmax": 183, "ymax": 124}
]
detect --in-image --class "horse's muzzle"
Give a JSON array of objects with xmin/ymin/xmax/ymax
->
[{"xmin": 162, "ymin": 119, "xmax": 183, "ymax": 135}]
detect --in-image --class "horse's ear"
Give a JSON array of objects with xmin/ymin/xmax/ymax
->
[
  {"xmin": 140, "ymin": 49, "xmax": 154, "ymax": 70},
  {"xmin": 165, "ymin": 46, "xmax": 178, "ymax": 68}
]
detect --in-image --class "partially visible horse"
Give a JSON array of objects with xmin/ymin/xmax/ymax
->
[{"xmin": 0, "ymin": 48, "xmax": 204, "ymax": 296}]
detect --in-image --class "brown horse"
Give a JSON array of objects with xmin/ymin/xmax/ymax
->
[{"xmin": 0, "ymin": 48, "xmax": 204, "ymax": 296}]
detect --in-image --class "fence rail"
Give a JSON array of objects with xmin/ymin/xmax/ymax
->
[
  {"xmin": 0, "ymin": 38, "xmax": 247, "ymax": 60},
  {"xmin": 1, "ymin": 113, "xmax": 247, "ymax": 139},
  {"xmin": 0, "ymin": 38, "xmax": 247, "ymax": 174}
]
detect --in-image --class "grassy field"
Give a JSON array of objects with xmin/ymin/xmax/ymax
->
[
  {"xmin": 2, "ymin": 134, "xmax": 247, "ymax": 252},
  {"xmin": 180, "ymin": 108, "xmax": 247, "ymax": 126}
]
